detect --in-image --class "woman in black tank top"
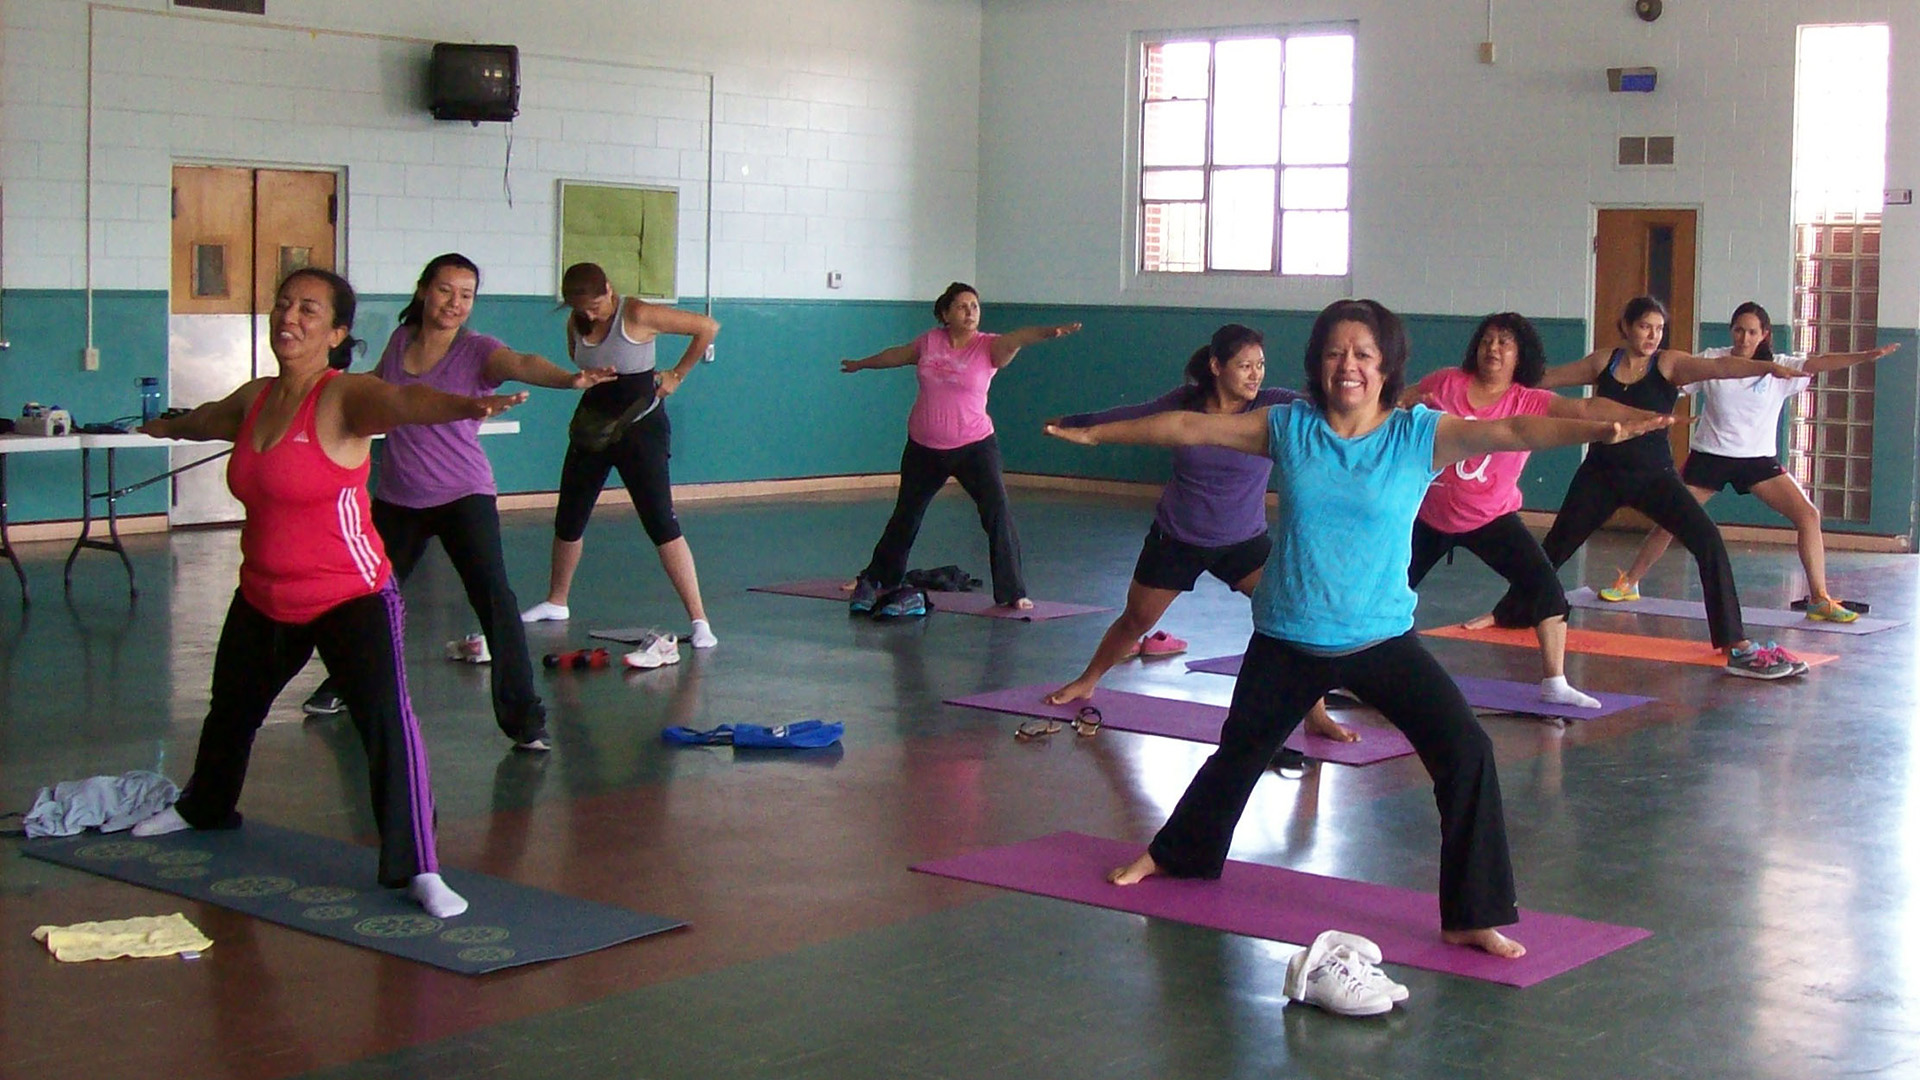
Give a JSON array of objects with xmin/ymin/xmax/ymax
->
[{"xmin": 1488, "ymin": 296, "xmax": 1810, "ymax": 679}]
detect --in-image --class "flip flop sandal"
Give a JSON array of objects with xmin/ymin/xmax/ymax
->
[
  {"xmin": 1270, "ymin": 747, "xmax": 1310, "ymax": 776},
  {"xmin": 1014, "ymin": 720, "xmax": 1063, "ymax": 742},
  {"xmin": 1072, "ymin": 705, "xmax": 1103, "ymax": 737}
]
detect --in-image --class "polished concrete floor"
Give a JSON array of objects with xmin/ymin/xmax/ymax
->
[{"xmin": 2, "ymin": 488, "xmax": 1917, "ymax": 1079}]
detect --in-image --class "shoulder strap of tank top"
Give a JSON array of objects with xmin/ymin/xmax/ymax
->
[
  {"xmin": 295, "ymin": 369, "xmax": 341, "ymax": 439},
  {"xmin": 1604, "ymin": 348, "xmax": 1625, "ymax": 379},
  {"xmin": 236, "ymin": 377, "xmax": 274, "ymax": 443}
]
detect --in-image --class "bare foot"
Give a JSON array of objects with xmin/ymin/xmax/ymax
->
[
  {"xmin": 840, "ymin": 579, "xmax": 857, "ymax": 593},
  {"xmin": 1013, "ymin": 597, "xmax": 1035, "ymax": 611},
  {"xmin": 1442, "ymin": 927, "xmax": 1527, "ymax": 958},
  {"xmin": 1305, "ymin": 708, "xmax": 1360, "ymax": 743},
  {"xmin": 1462, "ymin": 612, "xmax": 1496, "ymax": 630},
  {"xmin": 1107, "ymin": 851, "xmax": 1162, "ymax": 885},
  {"xmin": 1044, "ymin": 678, "xmax": 1096, "ymax": 706}
]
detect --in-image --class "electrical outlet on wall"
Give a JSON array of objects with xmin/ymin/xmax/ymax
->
[
  {"xmin": 1479, "ymin": 41, "xmax": 1496, "ymax": 64},
  {"xmin": 82, "ymin": 347, "xmax": 100, "ymax": 371}
]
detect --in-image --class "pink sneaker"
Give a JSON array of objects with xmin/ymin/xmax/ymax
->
[{"xmin": 1137, "ymin": 630, "xmax": 1188, "ymax": 658}]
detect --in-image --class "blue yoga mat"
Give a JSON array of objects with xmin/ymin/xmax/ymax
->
[{"xmin": 22, "ymin": 822, "xmax": 684, "ymax": 975}]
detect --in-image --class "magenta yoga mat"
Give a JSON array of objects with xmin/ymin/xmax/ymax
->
[
  {"xmin": 944, "ymin": 684, "xmax": 1415, "ymax": 766},
  {"xmin": 1183, "ymin": 656, "xmax": 1656, "ymax": 721},
  {"xmin": 912, "ymin": 831, "xmax": 1650, "ymax": 988},
  {"xmin": 749, "ymin": 578, "xmax": 1110, "ymax": 621}
]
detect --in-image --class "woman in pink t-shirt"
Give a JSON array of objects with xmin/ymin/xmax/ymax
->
[
  {"xmin": 840, "ymin": 282, "xmax": 1080, "ymax": 610},
  {"xmin": 1401, "ymin": 313, "xmax": 1656, "ymax": 711}
]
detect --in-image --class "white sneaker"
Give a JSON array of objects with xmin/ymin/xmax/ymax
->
[
  {"xmin": 1329, "ymin": 943, "xmax": 1407, "ymax": 1003},
  {"xmin": 521, "ymin": 601, "xmax": 570, "ymax": 623},
  {"xmin": 444, "ymin": 633, "xmax": 491, "ymax": 664},
  {"xmin": 1286, "ymin": 947, "xmax": 1394, "ymax": 1017},
  {"xmin": 622, "ymin": 631, "xmax": 681, "ymax": 670}
]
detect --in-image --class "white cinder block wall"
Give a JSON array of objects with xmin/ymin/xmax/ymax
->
[
  {"xmin": 977, "ymin": 0, "xmax": 1920, "ymax": 331},
  {"xmin": 1, "ymin": 0, "xmax": 982, "ymax": 299}
]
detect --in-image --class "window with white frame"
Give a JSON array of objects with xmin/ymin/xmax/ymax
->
[{"xmin": 1138, "ymin": 29, "xmax": 1354, "ymax": 277}]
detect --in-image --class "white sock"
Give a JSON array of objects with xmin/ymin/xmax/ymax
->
[
  {"xmin": 689, "ymin": 619, "xmax": 718, "ymax": 648},
  {"xmin": 408, "ymin": 872, "xmax": 469, "ymax": 918},
  {"xmin": 130, "ymin": 806, "xmax": 191, "ymax": 837},
  {"xmin": 520, "ymin": 601, "xmax": 570, "ymax": 623},
  {"xmin": 1540, "ymin": 676, "xmax": 1601, "ymax": 710}
]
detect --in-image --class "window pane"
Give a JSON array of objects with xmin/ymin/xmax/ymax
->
[
  {"xmin": 1281, "ymin": 210, "xmax": 1349, "ymax": 275},
  {"xmin": 1142, "ymin": 170, "xmax": 1205, "ymax": 200},
  {"xmin": 1208, "ymin": 168, "xmax": 1276, "ymax": 271},
  {"xmin": 1142, "ymin": 100, "xmax": 1207, "ymax": 166},
  {"xmin": 1280, "ymin": 166, "xmax": 1347, "ymax": 210},
  {"xmin": 1142, "ymin": 202, "xmax": 1206, "ymax": 272},
  {"xmin": 1144, "ymin": 40, "xmax": 1211, "ymax": 101},
  {"xmin": 1281, "ymin": 105, "xmax": 1350, "ymax": 164},
  {"xmin": 1286, "ymin": 34, "xmax": 1354, "ymax": 106},
  {"xmin": 1213, "ymin": 39, "xmax": 1281, "ymax": 166}
]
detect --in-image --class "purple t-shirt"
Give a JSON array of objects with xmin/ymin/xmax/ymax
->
[
  {"xmin": 1061, "ymin": 385, "xmax": 1298, "ymax": 548},
  {"xmin": 372, "ymin": 326, "xmax": 505, "ymax": 508}
]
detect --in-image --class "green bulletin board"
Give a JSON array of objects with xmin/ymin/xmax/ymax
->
[{"xmin": 558, "ymin": 181, "xmax": 679, "ymax": 299}]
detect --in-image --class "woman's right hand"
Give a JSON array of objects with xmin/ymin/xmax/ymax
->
[
  {"xmin": 1598, "ymin": 414, "xmax": 1673, "ymax": 444},
  {"xmin": 470, "ymin": 391, "xmax": 530, "ymax": 419},
  {"xmin": 571, "ymin": 366, "xmax": 618, "ymax": 390},
  {"xmin": 1044, "ymin": 423, "xmax": 1099, "ymax": 446},
  {"xmin": 839, "ymin": 358, "xmax": 864, "ymax": 374},
  {"xmin": 137, "ymin": 418, "xmax": 171, "ymax": 438}
]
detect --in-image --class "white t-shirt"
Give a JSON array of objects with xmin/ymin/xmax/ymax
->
[{"xmin": 1688, "ymin": 347, "xmax": 1811, "ymax": 458}]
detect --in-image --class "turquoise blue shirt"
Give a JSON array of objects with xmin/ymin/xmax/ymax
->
[{"xmin": 1251, "ymin": 401, "xmax": 1442, "ymax": 651}]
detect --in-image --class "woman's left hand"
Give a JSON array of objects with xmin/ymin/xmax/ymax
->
[
  {"xmin": 1762, "ymin": 361, "xmax": 1806, "ymax": 379},
  {"xmin": 472, "ymin": 391, "xmax": 529, "ymax": 419},
  {"xmin": 572, "ymin": 366, "xmax": 618, "ymax": 390},
  {"xmin": 654, "ymin": 369, "xmax": 686, "ymax": 399},
  {"xmin": 1044, "ymin": 423, "xmax": 1099, "ymax": 446},
  {"xmin": 1043, "ymin": 323, "xmax": 1083, "ymax": 340},
  {"xmin": 1598, "ymin": 414, "xmax": 1673, "ymax": 444}
]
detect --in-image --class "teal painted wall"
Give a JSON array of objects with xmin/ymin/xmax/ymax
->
[{"xmin": 3, "ymin": 289, "xmax": 1914, "ymax": 544}]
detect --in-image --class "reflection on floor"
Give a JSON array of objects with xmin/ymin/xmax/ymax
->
[{"xmin": 2, "ymin": 489, "xmax": 1915, "ymax": 1080}]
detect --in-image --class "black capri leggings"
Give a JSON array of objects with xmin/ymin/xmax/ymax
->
[
  {"xmin": 1147, "ymin": 630, "xmax": 1518, "ymax": 932},
  {"xmin": 553, "ymin": 376, "xmax": 681, "ymax": 546},
  {"xmin": 1493, "ymin": 460, "xmax": 1744, "ymax": 647},
  {"xmin": 1410, "ymin": 512, "xmax": 1568, "ymax": 628}
]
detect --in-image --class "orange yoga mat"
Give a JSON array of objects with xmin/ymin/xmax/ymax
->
[{"xmin": 1420, "ymin": 623, "xmax": 1840, "ymax": 668}]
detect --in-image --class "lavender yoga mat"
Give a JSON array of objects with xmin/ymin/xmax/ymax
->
[
  {"xmin": 1565, "ymin": 586, "xmax": 1902, "ymax": 635},
  {"xmin": 1183, "ymin": 656, "xmax": 1656, "ymax": 721},
  {"xmin": 944, "ymin": 684, "xmax": 1415, "ymax": 766},
  {"xmin": 913, "ymin": 831, "xmax": 1650, "ymax": 988},
  {"xmin": 749, "ymin": 578, "xmax": 1110, "ymax": 621}
]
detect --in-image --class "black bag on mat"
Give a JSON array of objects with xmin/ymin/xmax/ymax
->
[{"xmin": 904, "ymin": 565, "xmax": 981, "ymax": 593}]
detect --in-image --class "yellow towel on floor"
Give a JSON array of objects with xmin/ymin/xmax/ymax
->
[{"xmin": 31, "ymin": 913, "xmax": 213, "ymax": 962}]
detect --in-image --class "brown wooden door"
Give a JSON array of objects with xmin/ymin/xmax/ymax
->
[
  {"xmin": 1594, "ymin": 208, "xmax": 1697, "ymax": 467},
  {"xmin": 170, "ymin": 165, "xmax": 254, "ymax": 316},
  {"xmin": 253, "ymin": 169, "xmax": 337, "ymax": 313}
]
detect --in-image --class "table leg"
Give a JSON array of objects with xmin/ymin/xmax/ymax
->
[
  {"xmin": 63, "ymin": 447, "xmax": 139, "ymax": 597},
  {"xmin": 0, "ymin": 455, "xmax": 28, "ymax": 605}
]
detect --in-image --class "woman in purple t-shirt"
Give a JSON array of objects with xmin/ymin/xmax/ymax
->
[
  {"xmin": 840, "ymin": 282, "xmax": 1079, "ymax": 610},
  {"xmin": 301, "ymin": 253, "xmax": 612, "ymax": 750}
]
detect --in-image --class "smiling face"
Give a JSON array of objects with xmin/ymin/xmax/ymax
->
[
  {"xmin": 270, "ymin": 273, "xmax": 348, "ymax": 366},
  {"xmin": 940, "ymin": 290, "xmax": 981, "ymax": 332},
  {"xmin": 1473, "ymin": 327, "xmax": 1520, "ymax": 387},
  {"xmin": 1319, "ymin": 320, "xmax": 1386, "ymax": 412},
  {"xmin": 1729, "ymin": 312, "xmax": 1771, "ymax": 359},
  {"xmin": 418, "ymin": 266, "xmax": 477, "ymax": 333},
  {"xmin": 1621, "ymin": 310, "xmax": 1667, "ymax": 357},
  {"xmin": 1213, "ymin": 343, "xmax": 1266, "ymax": 404}
]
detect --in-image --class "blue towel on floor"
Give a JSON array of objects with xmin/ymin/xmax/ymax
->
[{"xmin": 661, "ymin": 721, "xmax": 844, "ymax": 748}]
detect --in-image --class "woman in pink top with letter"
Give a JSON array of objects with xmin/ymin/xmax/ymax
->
[
  {"xmin": 841, "ymin": 282, "xmax": 1080, "ymax": 610},
  {"xmin": 1401, "ymin": 313, "xmax": 1656, "ymax": 711}
]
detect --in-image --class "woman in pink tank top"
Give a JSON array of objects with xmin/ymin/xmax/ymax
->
[{"xmin": 127, "ymin": 268, "xmax": 525, "ymax": 919}]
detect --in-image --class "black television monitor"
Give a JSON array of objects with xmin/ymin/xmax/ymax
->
[{"xmin": 430, "ymin": 43, "xmax": 520, "ymax": 123}]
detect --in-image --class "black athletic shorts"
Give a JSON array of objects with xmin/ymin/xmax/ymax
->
[
  {"xmin": 1133, "ymin": 522, "xmax": 1270, "ymax": 593},
  {"xmin": 1681, "ymin": 449, "xmax": 1786, "ymax": 495}
]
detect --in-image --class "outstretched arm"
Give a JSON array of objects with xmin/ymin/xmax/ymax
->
[
  {"xmin": 1536, "ymin": 349, "xmax": 1611, "ymax": 390},
  {"xmin": 483, "ymin": 346, "xmax": 617, "ymax": 391},
  {"xmin": 1433, "ymin": 412, "xmax": 1672, "ymax": 470},
  {"xmin": 332, "ymin": 374, "xmax": 527, "ymax": 438},
  {"xmin": 630, "ymin": 302, "xmax": 720, "ymax": 399},
  {"xmin": 1802, "ymin": 342, "xmax": 1901, "ymax": 375},
  {"xmin": 1661, "ymin": 351, "xmax": 1804, "ymax": 386},
  {"xmin": 990, "ymin": 322, "xmax": 1082, "ymax": 368},
  {"xmin": 138, "ymin": 378, "xmax": 266, "ymax": 442},
  {"xmin": 841, "ymin": 342, "xmax": 920, "ymax": 373},
  {"xmin": 1543, "ymin": 394, "xmax": 1661, "ymax": 423},
  {"xmin": 1055, "ymin": 387, "xmax": 1189, "ymax": 428},
  {"xmin": 1045, "ymin": 407, "xmax": 1270, "ymax": 456}
]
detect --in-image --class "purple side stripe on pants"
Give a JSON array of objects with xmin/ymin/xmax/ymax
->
[{"xmin": 379, "ymin": 580, "xmax": 439, "ymax": 875}]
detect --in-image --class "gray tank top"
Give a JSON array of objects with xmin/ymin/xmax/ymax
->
[{"xmin": 574, "ymin": 298, "xmax": 658, "ymax": 375}]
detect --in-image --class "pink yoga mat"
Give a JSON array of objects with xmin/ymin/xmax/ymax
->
[
  {"xmin": 913, "ymin": 831, "xmax": 1650, "ymax": 988},
  {"xmin": 750, "ymin": 578, "xmax": 1110, "ymax": 621},
  {"xmin": 944, "ymin": 684, "xmax": 1415, "ymax": 766},
  {"xmin": 1184, "ymin": 656, "xmax": 1657, "ymax": 721}
]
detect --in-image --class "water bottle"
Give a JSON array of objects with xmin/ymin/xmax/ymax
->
[{"xmin": 139, "ymin": 376, "xmax": 162, "ymax": 423}]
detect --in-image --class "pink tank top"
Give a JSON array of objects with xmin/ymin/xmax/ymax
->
[{"xmin": 227, "ymin": 371, "xmax": 391, "ymax": 623}]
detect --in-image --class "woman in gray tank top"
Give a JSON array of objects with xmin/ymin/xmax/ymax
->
[{"xmin": 520, "ymin": 262, "xmax": 722, "ymax": 660}]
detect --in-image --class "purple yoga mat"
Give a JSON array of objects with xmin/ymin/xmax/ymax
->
[
  {"xmin": 749, "ymin": 578, "xmax": 1110, "ymax": 621},
  {"xmin": 913, "ymin": 831, "xmax": 1650, "ymax": 988},
  {"xmin": 1566, "ymin": 586, "xmax": 1902, "ymax": 635},
  {"xmin": 944, "ymin": 685, "xmax": 1415, "ymax": 766},
  {"xmin": 1183, "ymin": 657, "xmax": 1656, "ymax": 721}
]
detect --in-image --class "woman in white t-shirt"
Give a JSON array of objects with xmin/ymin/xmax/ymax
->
[{"xmin": 1601, "ymin": 302, "xmax": 1899, "ymax": 622}]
